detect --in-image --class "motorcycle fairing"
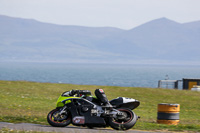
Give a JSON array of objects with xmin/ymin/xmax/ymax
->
[
  {"xmin": 110, "ymin": 97, "xmax": 140, "ymax": 110},
  {"xmin": 64, "ymin": 97, "xmax": 106, "ymax": 126},
  {"xmin": 56, "ymin": 96, "xmax": 80, "ymax": 107}
]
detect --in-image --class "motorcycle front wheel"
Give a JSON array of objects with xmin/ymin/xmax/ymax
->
[
  {"xmin": 109, "ymin": 108, "xmax": 137, "ymax": 130},
  {"xmin": 47, "ymin": 108, "xmax": 71, "ymax": 127}
]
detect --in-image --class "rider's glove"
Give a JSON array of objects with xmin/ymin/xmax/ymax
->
[{"xmin": 69, "ymin": 90, "xmax": 78, "ymax": 96}]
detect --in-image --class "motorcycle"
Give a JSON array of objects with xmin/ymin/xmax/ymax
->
[{"xmin": 47, "ymin": 90, "xmax": 140, "ymax": 130}]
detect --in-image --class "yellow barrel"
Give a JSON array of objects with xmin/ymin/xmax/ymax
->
[{"xmin": 157, "ymin": 103, "xmax": 180, "ymax": 125}]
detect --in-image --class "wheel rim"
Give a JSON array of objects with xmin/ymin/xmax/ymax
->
[
  {"xmin": 112, "ymin": 109, "xmax": 133, "ymax": 124},
  {"xmin": 49, "ymin": 109, "xmax": 71, "ymax": 123}
]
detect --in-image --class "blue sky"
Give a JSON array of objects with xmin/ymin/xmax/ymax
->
[{"xmin": 0, "ymin": 0, "xmax": 200, "ymax": 29}]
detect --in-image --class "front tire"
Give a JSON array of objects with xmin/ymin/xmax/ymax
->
[
  {"xmin": 109, "ymin": 108, "xmax": 137, "ymax": 130},
  {"xmin": 47, "ymin": 108, "xmax": 71, "ymax": 127}
]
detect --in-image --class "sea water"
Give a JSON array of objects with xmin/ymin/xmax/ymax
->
[{"xmin": 0, "ymin": 62, "xmax": 200, "ymax": 88}]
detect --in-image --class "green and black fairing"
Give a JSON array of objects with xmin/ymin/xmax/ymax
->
[
  {"xmin": 56, "ymin": 91, "xmax": 106, "ymax": 126},
  {"xmin": 56, "ymin": 91, "xmax": 100, "ymax": 108}
]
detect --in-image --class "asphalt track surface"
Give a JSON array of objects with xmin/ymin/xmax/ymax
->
[{"xmin": 0, "ymin": 122, "xmax": 170, "ymax": 133}]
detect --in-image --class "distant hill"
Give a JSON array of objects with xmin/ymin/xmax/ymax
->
[{"xmin": 0, "ymin": 15, "xmax": 200, "ymax": 64}]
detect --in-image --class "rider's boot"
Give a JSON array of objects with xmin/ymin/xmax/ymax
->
[{"xmin": 95, "ymin": 89, "xmax": 113, "ymax": 110}]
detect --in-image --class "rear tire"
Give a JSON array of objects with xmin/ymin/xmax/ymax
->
[
  {"xmin": 109, "ymin": 108, "xmax": 137, "ymax": 130},
  {"xmin": 47, "ymin": 108, "xmax": 71, "ymax": 127}
]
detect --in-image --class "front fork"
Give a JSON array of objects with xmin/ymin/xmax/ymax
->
[{"xmin": 58, "ymin": 106, "xmax": 68, "ymax": 116}]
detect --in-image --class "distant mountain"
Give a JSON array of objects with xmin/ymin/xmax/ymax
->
[
  {"xmin": 183, "ymin": 20, "xmax": 200, "ymax": 30},
  {"xmin": 0, "ymin": 15, "xmax": 200, "ymax": 64}
]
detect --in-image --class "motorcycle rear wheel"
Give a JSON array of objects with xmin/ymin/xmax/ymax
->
[
  {"xmin": 109, "ymin": 108, "xmax": 137, "ymax": 130},
  {"xmin": 47, "ymin": 108, "xmax": 71, "ymax": 127}
]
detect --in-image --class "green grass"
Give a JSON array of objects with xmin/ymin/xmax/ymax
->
[{"xmin": 0, "ymin": 80, "xmax": 200, "ymax": 132}]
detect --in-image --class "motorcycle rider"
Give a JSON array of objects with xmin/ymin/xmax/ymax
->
[{"xmin": 69, "ymin": 89, "xmax": 113, "ymax": 109}]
